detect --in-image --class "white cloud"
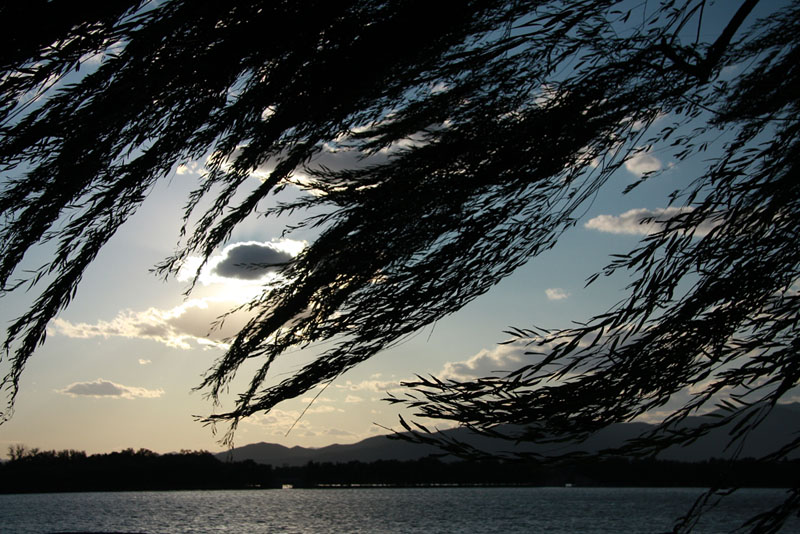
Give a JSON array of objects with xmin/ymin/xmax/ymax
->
[
  {"xmin": 344, "ymin": 395, "xmax": 363, "ymax": 403},
  {"xmin": 216, "ymin": 141, "xmax": 389, "ymax": 195},
  {"xmin": 176, "ymin": 161, "xmax": 202, "ymax": 175},
  {"xmin": 49, "ymin": 239, "xmax": 310, "ymax": 353},
  {"xmin": 281, "ymin": 143, "xmax": 391, "ymax": 196},
  {"xmin": 584, "ymin": 207, "xmax": 716, "ymax": 237},
  {"xmin": 545, "ymin": 287, "xmax": 570, "ymax": 301},
  {"xmin": 300, "ymin": 396, "xmax": 335, "ymax": 404},
  {"xmin": 49, "ymin": 296, "xmax": 252, "ymax": 350},
  {"xmin": 274, "ymin": 126, "xmax": 438, "ymax": 195},
  {"xmin": 58, "ymin": 378, "xmax": 163, "ymax": 400},
  {"xmin": 306, "ymin": 405, "xmax": 340, "ymax": 414},
  {"xmin": 324, "ymin": 428, "xmax": 357, "ymax": 438},
  {"xmin": 195, "ymin": 126, "xmax": 436, "ymax": 198},
  {"xmin": 138, "ymin": 359, "xmax": 151, "ymax": 365},
  {"xmin": 625, "ymin": 150, "xmax": 662, "ymax": 176},
  {"xmin": 260, "ymin": 105, "xmax": 277, "ymax": 120},
  {"xmin": 628, "ymin": 111, "xmax": 668, "ymax": 132},
  {"xmin": 241, "ymin": 408, "xmax": 357, "ymax": 440},
  {"xmin": 78, "ymin": 40, "xmax": 126, "ymax": 68},
  {"xmin": 243, "ymin": 409, "xmax": 316, "ymax": 437},
  {"xmin": 335, "ymin": 379, "xmax": 403, "ymax": 393},
  {"xmin": 429, "ymin": 81, "xmax": 450, "ymax": 94},
  {"xmin": 440, "ymin": 341, "xmax": 533, "ymax": 381}
]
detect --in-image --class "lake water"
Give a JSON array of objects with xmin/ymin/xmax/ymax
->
[{"xmin": 1, "ymin": 487, "xmax": 796, "ymax": 533}]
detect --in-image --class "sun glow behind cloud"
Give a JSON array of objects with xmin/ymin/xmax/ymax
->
[
  {"xmin": 177, "ymin": 239, "xmax": 305, "ymax": 287},
  {"xmin": 50, "ymin": 239, "xmax": 306, "ymax": 351}
]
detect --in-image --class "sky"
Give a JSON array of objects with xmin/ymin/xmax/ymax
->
[
  {"xmin": 0, "ymin": 138, "xmax": 702, "ymax": 456},
  {"xmin": 0, "ymin": 1, "xmax": 791, "ymax": 457}
]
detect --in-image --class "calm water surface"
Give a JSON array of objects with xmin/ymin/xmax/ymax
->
[{"xmin": 1, "ymin": 487, "xmax": 796, "ymax": 533}]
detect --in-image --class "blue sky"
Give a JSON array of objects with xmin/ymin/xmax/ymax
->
[
  {"xmin": 0, "ymin": 131, "xmax": 704, "ymax": 455},
  {"xmin": 0, "ymin": 0, "xmax": 792, "ymax": 456}
]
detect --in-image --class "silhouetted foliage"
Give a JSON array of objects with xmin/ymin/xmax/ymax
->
[
  {"xmin": 1, "ymin": 446, "xmax": 275, "ymax": 492},
  {"xmin": 3, "ymin": 446, "xmax": 798, "ymax": 493},
  {"xmin": 282, "ymin": 456, "xmax": 800, "ymax": 490},
  {"xmin": 1, "ymin": 1, "xmax": 799, "ymax": 531}
]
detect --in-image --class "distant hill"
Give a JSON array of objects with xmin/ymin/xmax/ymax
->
[{"xmin": 219, "ymin": 403, "xmax": 800, "ymax": 466}]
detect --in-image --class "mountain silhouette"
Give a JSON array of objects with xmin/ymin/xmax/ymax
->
[{"xmin": 218, "ymin": 403, "xmax": 800, "ymax": 466}]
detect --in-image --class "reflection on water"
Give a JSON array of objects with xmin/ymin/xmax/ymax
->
[{"xmin": 1, "ymin": 487, "xmax": 796, "ymax": 534}]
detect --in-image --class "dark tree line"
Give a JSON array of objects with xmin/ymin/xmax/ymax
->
[
  {"xmin": 2, "ymin": 447, "xmax": 273, "ymax": 492},
  {"xmin": 3, "ymin": 446, "xmax": 798, "ymax": 493}
]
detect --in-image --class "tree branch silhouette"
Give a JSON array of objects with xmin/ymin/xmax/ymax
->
[{"xmin": 1, "ymin": 1, "xmax": 798, "ymax": 530}]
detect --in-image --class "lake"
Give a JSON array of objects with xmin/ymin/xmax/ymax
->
[{"xmin": 1, "ymin": 487, "xmax": 796, "ymax": 533}]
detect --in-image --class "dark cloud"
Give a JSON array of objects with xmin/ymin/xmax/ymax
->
[{"xmin": 211, "ymin": 242, "xmax": 294, "ymax": 280}]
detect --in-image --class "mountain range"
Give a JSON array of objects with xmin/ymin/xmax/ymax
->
[{"xmin": 218, "ymin": 403, "xmax": 800, "ymax": 466}]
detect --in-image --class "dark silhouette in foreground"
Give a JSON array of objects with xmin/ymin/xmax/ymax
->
[{"xmin": 2, "ymin": 1, "xmax": 800, "ymax": 530}]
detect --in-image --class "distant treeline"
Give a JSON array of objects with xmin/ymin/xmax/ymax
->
[{"xmin": 1, "ymin": 446, "xmax": 798, "ymax": 493}]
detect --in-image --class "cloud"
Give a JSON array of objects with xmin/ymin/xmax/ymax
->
[
  {"xmin": 280, "ymin": 143, "xmax": 393, "ymax": 196},
  {"xmin": 214, "ymin": 141, "xmax": 389, "ymax": 195},
  {"xmin": 584, "ymin": 207, "xmax": 716, "ymax": 237},
  {"xmin": 50, "ymin": 239, "xmax": 308, "ymax": 354},
  {"xmin": 306, "ymin": 405, "xmax": 340, "ymax": 414},
  {"xmin": 300, "ymin": 396, "xmax": 335, "ymax": 404},
  {"xmin": 78, "ymin": 40, "xmax": 126, "ymax": 68},
  {"xmin": 210, "ymin": 241, "xmax": 295, "ymax": 280},
  {"xmin": 628, "ymin": 112, "xmax": 669, "ymax": 133},
  {"xmin": 243, "ymin": 409, "xmax": 316, "ymax": 437},
  {"xmin": 545, "ymin": 288, "xmax": 570, "ymax": 301},
  {"xmin": 335, "ymin": 379, "xmax": 404, "ymax": 393},
  {"xmin": 324, "ymin": 428, "xmax": 357, "ymax": 438},
  {"xmin": 138, "ymin": 359, "xmax": 151, "ymax": 365},
  {"xmin": 176, "ymin": 161, "xmax": 202, "ymax": 175},
  {"xmin": 440, "ymin": 341, "xmax": 533, "ymax": 381},
  {"xmin": 58, "ymin": 378, "xmax": 163, "ymax": 399},
  {"xmin": 195, "ymin": 127, "xmax": 431, "ymax": 197},
  {"xmin": 625, "ymin": 150, "xmax": 662, "ymax": 176},
  {"xmin": 345, "ymin": 395, "xmax": 363, "ymax": 403},
  {"xmin": 252, "ymin": 125, "xmax": 436, "ymax": 195},
  {"xmin": 177, "ymin": 239, "xmax": 305, "ymax": 286},
  {"xmin": 241, "ymin": 408, "xmax": 353, "ymax": 439},
  {"xmin": 49, "ymin": 296, "xmax": 252, "ymax": 350},
  {"xmin": 50, "ymin": 240, "xmax": 310, "ymax": 352}
]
